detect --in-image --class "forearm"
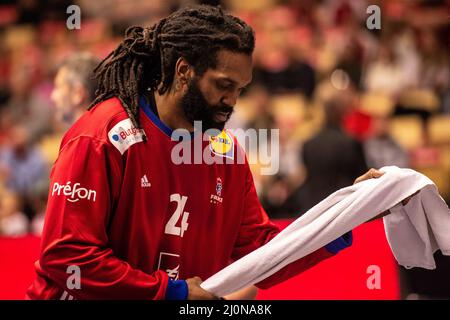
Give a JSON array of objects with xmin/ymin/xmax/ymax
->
[{"xmin": 39, "ymin": 241, "xmax": 169, "ymax": 299}]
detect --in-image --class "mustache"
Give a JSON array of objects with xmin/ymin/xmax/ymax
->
[{"xmin": 215, "ymin": 104, "xmax": 234, "ymax": 115}]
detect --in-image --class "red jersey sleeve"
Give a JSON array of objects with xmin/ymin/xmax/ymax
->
[
  {"xmin": 34, "ymin": 136, "xmax": 168, "ymax": 299},
  {"xmin": 231, "ymin": 161, "xmax": 336, "ymax": 290}
]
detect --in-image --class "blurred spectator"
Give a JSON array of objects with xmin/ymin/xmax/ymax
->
[
  {"xmin": 284, "ymin": 98, "xmax": 367, "ymax": 215},
  {"xmin": 259, "ymin": 94, "xmax": 307, "ymax": 217},
  {"xmin": 2, "ymin": 40, "xmax": 53, "ymax": 142},
  {"xmin": 252, "ymin": 7, "xmax": 316, "ymax": 98},
  {"xmin": 253, "ymin": 58, "xmax": 316, "ymax": 98},
  {"xmin": 26, "ymin": 52, "xmax": 100, "ymax": 235},
  {"xmin": 51, "ymin": 52, "xmax": 100, "ymax": 129},
  {"xmin": 0, "ymin": 189, "xmax": 28, "ymax": 237},
  {"xmin": 335, "ymin": 40, "xmax": 364, "ymax": 91},
  {"xmin": 363, "ymin": 42, "xmax": 407, "ymax": 98},
  {"xmin": 364, "ymin": 115, "xmax": 409, "ymax": 169},
  {"xmin": 0, "ymin": 124, "xmax": 48, "ymax": 223},
  {"xmin": 418, "ymin": 28, "xmax": 449, "ymax": 96}
]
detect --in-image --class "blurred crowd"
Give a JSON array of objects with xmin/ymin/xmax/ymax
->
[
  {"xmin": 229, "ymin": 0, "xmax": 450, "ymax": 218},
  {"xmin": 0, "ymin": 0, "xmax": 449, "ymax": 238}
]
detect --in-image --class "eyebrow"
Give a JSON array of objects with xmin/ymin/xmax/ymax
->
[{"xmin": 217, "ymin": 76, "xmax": 252, "ymax": 89}]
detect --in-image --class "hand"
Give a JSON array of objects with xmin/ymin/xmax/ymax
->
[
  {"xmin": 353, "ymin": 168, "xmax": 419, "ymax": 221},
  {"xmin": 353, "ymin": 168, "xmax": 384, "ymax": 185},
  {"xmin": 186, "ymin": 276, "xmax": 219, "ymax": 300}
]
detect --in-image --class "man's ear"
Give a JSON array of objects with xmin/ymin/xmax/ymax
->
[{"xmin": 175, "ymin": 57, "xmax": 194, "ymax": 86}]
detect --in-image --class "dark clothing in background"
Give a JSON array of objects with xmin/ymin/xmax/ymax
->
[
  {"xmin": 399, "ymin": 251, "xmax": 450, "ymax": 299},
  {"xmin": 253, "ymin": 62, "xmax": 316, "ymax": 99},
  {"xmin": 284, "ymin": 126, "xmax": 368, "ymax": 216}
]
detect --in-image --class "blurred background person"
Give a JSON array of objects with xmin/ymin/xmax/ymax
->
[
  {"xmin": 0, "ymin": 124, "xmax": 48, "ymax": 233},
  {"xmin": 0, "ymin": 189, "xmax": 28, "ymax": 237},
  {"xmin": 283, "ymin": 96, "xmax": 368, "ymax": 216},
  {"xmin": 51, "ymin": 52, "xmax": 100, "ymax": 130},
  {"xmin": 362, "ymin": 94, "xmax": 409, "ymax": 169},
  {"xmin": 32, "ymin": 52, "xmax": 100, "ymax": 235}
]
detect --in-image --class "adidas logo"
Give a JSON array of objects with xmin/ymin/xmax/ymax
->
[{"xmin": 141, "ymin": 175, "xmax": 151, "ymax": 188}]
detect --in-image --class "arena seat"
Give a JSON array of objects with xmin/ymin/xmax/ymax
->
[{"xmin": 389, "ymin": 115, "xmax": 424, "ymax": 150}]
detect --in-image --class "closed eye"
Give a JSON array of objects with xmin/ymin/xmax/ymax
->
[
  {"xmin": 215, "ymin": 78, "xmax": 251, "ymax": 93},
  {"xmin": 216, "ymin": 81, "xmax": 234, "ymax": 91}
]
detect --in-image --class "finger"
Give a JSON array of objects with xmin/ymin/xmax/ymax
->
[
  {"xmin": 354, "ymin": 171, "xmax": 369, "ymax": 184},
  {"xmin": 193, "ymin": 276, "xmax": 203, "ymax": 284},
  {"xmin": 186, "ymin": 276, "xmax": 203, "ymax": 286},
  {"xmin": 354, "ymin": 168, "xmax": 384, "ymax": 184},
  {"xmin": 370, "ymin": 169, "xmax": 384, "ymax": 178}
]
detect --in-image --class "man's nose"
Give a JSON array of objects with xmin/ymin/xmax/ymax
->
[{"xmin": 221, "ymin": 93, "xmax": 238, "ymax": 108}]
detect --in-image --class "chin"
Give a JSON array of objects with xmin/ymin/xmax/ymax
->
[{"xmin": 212, "ymin": 122, "xmax": 226, "ymax": 132}]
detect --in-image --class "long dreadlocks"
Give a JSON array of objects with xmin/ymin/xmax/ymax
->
[{"xmin": 88, "ymin": 5, "xmax": 255, "ymax": 139}]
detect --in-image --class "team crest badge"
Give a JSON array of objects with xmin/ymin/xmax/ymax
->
[
  {"xmin": 216, "ymin": 177, "xmax": 222, "ymax": 197},
  {"xmin": 210, "ymin": 177, "xmax": 224, "ymax": 205}
]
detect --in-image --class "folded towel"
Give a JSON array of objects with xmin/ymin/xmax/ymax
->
[{"xmin": 201, "ymin": 166, "xmax": 450, "ymax": 297}]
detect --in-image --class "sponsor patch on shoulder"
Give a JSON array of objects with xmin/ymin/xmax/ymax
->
[
  {"xmin": 108, "ymin": 118, "xmax": 145, "ymax": 154},
  {"xmin": 209, "ymin": 130, "xmax": 234, "ymax": 159}
]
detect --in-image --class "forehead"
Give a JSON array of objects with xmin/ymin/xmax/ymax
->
[{"xmin": 205, "ymin": 50, "xmax": 253, "ymax": 85}]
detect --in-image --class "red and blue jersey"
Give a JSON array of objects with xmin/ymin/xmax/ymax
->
[{"xmin": 26, "ymin": 97, "xmax": 351, "ymax": 300}]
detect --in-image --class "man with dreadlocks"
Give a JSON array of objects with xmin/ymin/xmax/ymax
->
[{"xmin": 26, "ymin": 5, "xmax": 385, "ymax": 300}]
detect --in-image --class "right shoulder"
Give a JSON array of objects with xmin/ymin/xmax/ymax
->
[{"xmin": 60, "ymin": 97, "xmax": 146, "ymax": 155}]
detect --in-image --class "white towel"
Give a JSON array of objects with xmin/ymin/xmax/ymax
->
[
  {"xmin": 201, "ymin": 166, "xmax": 450, "ymax": 297},
  {"xmin": 384, "ymin": 185, "xmax": 450, "ymax": 269}
]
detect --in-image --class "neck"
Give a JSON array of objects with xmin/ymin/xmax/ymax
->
[{"xmin": 153, "ymin": 90, "xmax": 193, "ymax": 132}]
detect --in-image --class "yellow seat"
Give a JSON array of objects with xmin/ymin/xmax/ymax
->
[
  {"xmin": 439, "ymin": 146, "xmax": 450, "ymax": 171},
  {"xmin": 360, "ymin": 92, "xmax": 394, "ymax": 117},
  {"xmin": 415, "ymin": 166, "xmax": 450, "ymax": 200},
  {"xmin": 428, "ymin": 115, "xmax": 450, "ymax": 145},
  {"xmin": 398, "ymin": 89, "xmax": 440, "ymax": 112},
  {"xmin": 38, "ymin": 133, "xmax": 64, "ymax": 166},
  {"xmin": 389, "ymin": 115, "xmax": 424, "ymax": 150},
  {"xmin": 270, "ymin": 94, "xmax": 308, "ymax": 140}
]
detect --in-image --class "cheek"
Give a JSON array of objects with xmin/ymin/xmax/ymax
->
[
  {"xmin": 52, "ymin": 86, "xmax": 70, "ymax": 108},
  {"xmin": 202, "ymin": 87, "xmax": 223, "ymax": 106},
  {"xmin": 60, "ymin": 86, "xmax": 72, "ymax": 102},
  {"xmin": 51, "ymin": 87, "xmax": 62, "ymax": 104},
  {"xmin": 209, "ymin": 94, "xmax": 223, "ymax": 107}
]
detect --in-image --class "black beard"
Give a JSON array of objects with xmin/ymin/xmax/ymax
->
[{"xmin": 180, "ymin": 78, "xmax": 234, "ymax": 132}]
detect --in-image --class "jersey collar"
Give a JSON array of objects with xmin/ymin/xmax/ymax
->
[
  {"xmin": 140, "ymin": 95, "xmax": 197, "ymax": 140},
  {"xmin": 139, "ymin": 95, "xmax": 174, "ymax": 137}
]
